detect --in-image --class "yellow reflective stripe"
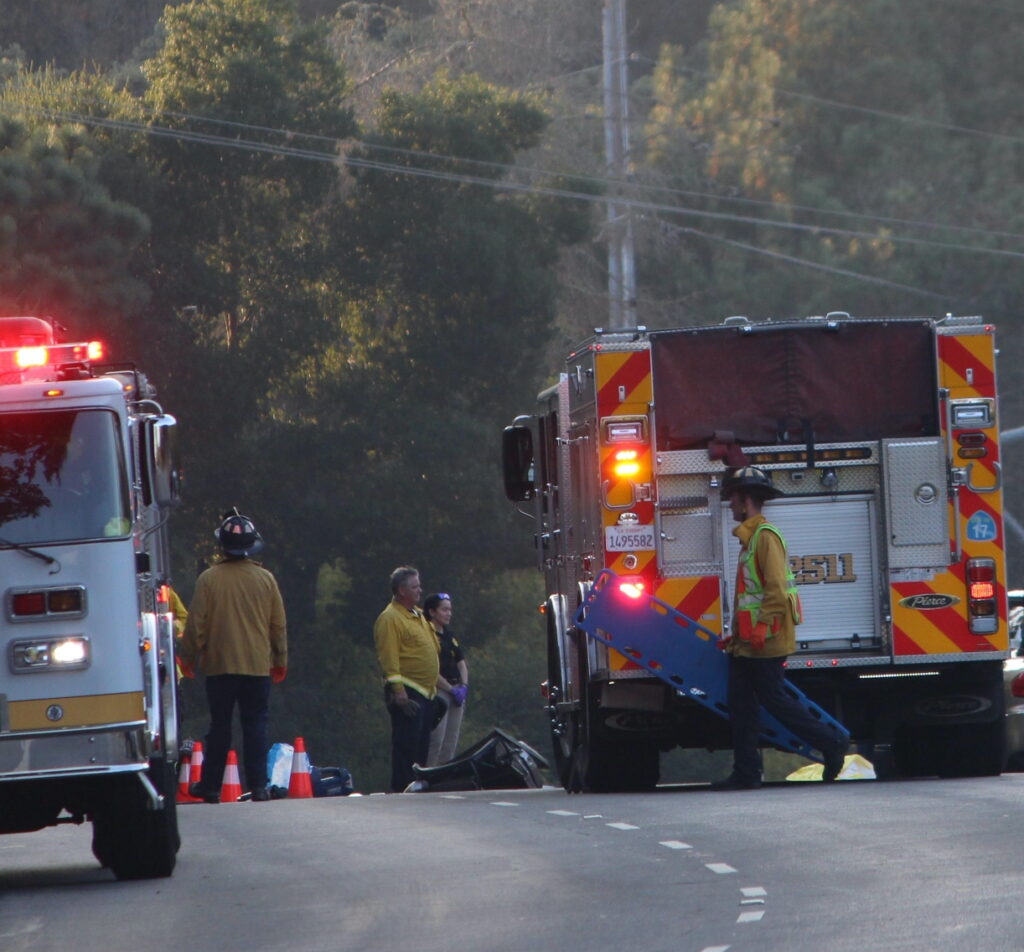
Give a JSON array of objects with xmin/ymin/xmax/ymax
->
[{"xmin": 7, "ymin": 692, "xmax": 145, "ymax": 731}]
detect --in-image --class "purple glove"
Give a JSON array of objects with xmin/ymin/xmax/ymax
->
[{"xmin": 450, "ymin": 684, "xmax": 468, "ymax": 706}]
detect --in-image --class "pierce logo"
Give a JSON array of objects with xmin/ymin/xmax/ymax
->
[{"xmin": 899, "ymin": 593, "xmax": 960, "ymax": 610}]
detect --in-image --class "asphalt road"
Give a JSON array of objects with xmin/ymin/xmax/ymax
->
[{"xmin": 2, "ymin": 775, "xmax": 1023, "ymax": 952}]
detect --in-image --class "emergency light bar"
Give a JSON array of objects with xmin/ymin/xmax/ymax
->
[{"xmin": 0, "ymin": 340, "xmax": 105, "ymax": 376}]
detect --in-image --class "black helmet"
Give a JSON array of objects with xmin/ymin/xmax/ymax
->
[
  {"xmin": 719, "ymin": 466, "xmax": 783, "ymax": 501},
  {"xmin": 216, "ymin": 508, "xmax": 264, "ymax": 557}
]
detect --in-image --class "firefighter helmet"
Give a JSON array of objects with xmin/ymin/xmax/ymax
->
[
  {"xmin": 216, "ymin": 509, "xmax": 264, "ymax": 557},
  {"xmin": 719, "ymin": 466, "xmax": 783, "ymax": 501}
]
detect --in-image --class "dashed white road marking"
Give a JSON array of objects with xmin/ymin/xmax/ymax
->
[
  {"xmin": 440, "ymin": 795, "xmax": 465, "ymax": 800},
  {"xmin": 547, "ymin": 809, "xmax": 579, "ymax": 816},
  {"xmin": 582, "ymin": 814, "xmax": 603, "ymax": 819},
  {"xmin": 490, "ymin": 801, "xmax": 519, "ymax": 807},
  {"xmin": 706, "ymin": 862, "xmax": 737, "ymax": 875},
  {"xmin": 606, "ymin": 822, "xmax": 639, "ymax": 830},
  {"xmin": 700, "ymin": 946, "xmax": 731, "ymax": 952},
  {"xmin": 737, "ymin": 910, "xmax": 765, "ymax": 923},
  {"xmin": 741, "ymin": 886, "xmax": 767, "ymax": 898},
  {"xmin": 659, "ymin": 840, "xmax": 693, "ymax": 850}
]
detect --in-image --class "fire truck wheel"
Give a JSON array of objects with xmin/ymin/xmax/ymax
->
[
  {"xmin": 92, "ymin": 757, "xmax": 179, "ymax": 880},
  {"xmin": 936, "ymin": 719, "xmax": 1005, "ymax": 779}
]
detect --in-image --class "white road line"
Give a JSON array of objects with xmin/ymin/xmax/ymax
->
[
  {"xmin": 490, "ymin": 801, "xmax": 519, "ymax": 807},
  {"xmin": 740, "ymin": 886, "xmax": 767, "ymax": 897},
  {"xmin": 737, "ymin": 910, "xmax": 765, "ymax": 923},
  {"xmin": 546, "ymin": 809, "xmax": 580, "ymax": 816},
  {"xmin": 606, "ymin": 822, "xmax": 639, "ymax": 830},
  {"xmin": 659, "ymin": 840, "xmax": 693, "ymax": 850},
  {"xmin": 582, "ymin": 814, "xmax": 603, "ymax": 819},
  {"xmin": 699, "ymin": 946, "xmax": 731, "ymax": 952},
  {"xmin": 440, "ymin": 795, "xmax": 465, "ymax": 800},
  {"xmin": 705, "ymin": 862, "xmax": 737, "ymax": 875}
]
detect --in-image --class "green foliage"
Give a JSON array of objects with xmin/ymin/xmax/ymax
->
[{"xmin": 0, "ymin": 113, "xmax": 150, "ymax": 328}]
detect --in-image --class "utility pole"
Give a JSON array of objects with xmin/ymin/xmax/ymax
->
[{"xmin": 602, "ymin": 0, "xmax": 637, "ymax": 329}]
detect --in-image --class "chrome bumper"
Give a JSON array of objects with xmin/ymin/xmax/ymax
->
[{"xmin": 0, "ymin": 721, "xmax": 149, "ymax": 781}]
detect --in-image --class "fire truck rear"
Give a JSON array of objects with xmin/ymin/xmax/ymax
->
[
  {"xmin": 0, "ymin": 317, "xmax": 181, "ymax": 878},
  {"xmin": 503, "ymin": 313, "xmax": 1007, "ymax": 791}
]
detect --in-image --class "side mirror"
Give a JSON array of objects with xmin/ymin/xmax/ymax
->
[
  {"xmin": 143, "ymin": 416, "xmax": 182, "ymax": 509},
  {"xmin": 502, "ymin": 425, "xmax": 535, "ymax": 502}
]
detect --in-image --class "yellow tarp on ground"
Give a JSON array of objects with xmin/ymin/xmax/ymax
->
[{"xmin": 786, "ymin": 753, "xmax": 876, "ymax": 781}]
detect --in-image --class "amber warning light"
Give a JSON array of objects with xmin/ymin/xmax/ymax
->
[{"xmin": 613, "ymin": 449, "xmax": 641, "ymax": 478}]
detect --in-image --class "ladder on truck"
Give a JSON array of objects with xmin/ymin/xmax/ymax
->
[{"xmin": 575, "ymin": 570, "xmax": 850, "ymax": 762}]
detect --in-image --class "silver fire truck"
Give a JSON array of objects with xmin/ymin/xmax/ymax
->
[{"xmin": 0, "ymin": 316, "xmax": 181, "ymax": 878}]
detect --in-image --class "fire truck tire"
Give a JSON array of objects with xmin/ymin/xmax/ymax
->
[
  {"xmin": 936, "ymin": 719, "xmax": 1005, "ymax": 779},
  {"xmin": 92, "ymin": 757, "xmax": 179, "ymax": 880}
]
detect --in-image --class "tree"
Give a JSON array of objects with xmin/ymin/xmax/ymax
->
[{"xmin": 0, "ymin": 115, "xmax": 150, "ymax": 330}]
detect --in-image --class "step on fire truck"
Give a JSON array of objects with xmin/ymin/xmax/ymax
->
[
  {"xmin": 0, "ymin": 317, "xmax": 181, "ymax": 878},
  {"xmin": 503, "ymin": 313, "xmax": 1008, "ymax": 791}
]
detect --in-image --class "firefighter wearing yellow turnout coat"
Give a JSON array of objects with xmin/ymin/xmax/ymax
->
[{"xmin": 713, "ymin": 467, "xmax": 848, "ymax": 790}]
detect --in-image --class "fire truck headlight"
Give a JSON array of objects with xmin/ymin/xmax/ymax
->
[{"xmin": 10, "ymin": 636, "xmax": 90, "ymax": 673}]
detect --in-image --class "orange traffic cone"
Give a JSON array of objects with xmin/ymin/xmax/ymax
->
[
  {"xmin": 288, "ymin": 736, "xmax": 313, "ymax": 799},
  {"xmin": 220, "ymin": 750, "xmax": 243, "ymax": 803},
  {"xmin": 176, "ymin": 751, "xmax": 201, "ymax": 803},
  {"xmin": 189, "ymin": 741, "xmax": 205, "ymax": 789}
]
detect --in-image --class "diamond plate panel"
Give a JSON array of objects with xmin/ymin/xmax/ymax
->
[{"xmin": 883, "ymin": 438, "xmax": 949, "ymax": 568}]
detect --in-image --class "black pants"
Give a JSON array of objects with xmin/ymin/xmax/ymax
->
[
  {"xmin": 727, "ymin": 656, "xmax": 844, "ymax": 783},
  {"xmin": 202, "ymin": 674, "xmax": 271, "ymax": 795},
  {"xmin": 386, "ymin": 687, "xmax": 433, "ymax": 792}
]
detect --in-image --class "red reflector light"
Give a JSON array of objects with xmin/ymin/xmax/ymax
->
[
  {"xmin": 12, "ymin": 592, "xmax": 46, "ymax": 616},
  {"xmin": 618, "ymin": 581, "xmax": 645, "ymax": 599},
  {"xmin": 970, "ymin": 581, "xmax": 995, "ymax": 600},
  {"xmin": 967, "ymin": 560, "xmax": 995, "ymax": 582},
  {"xmin": 15, "ymin": 346, "xmax": 48, "ymax": 368}
]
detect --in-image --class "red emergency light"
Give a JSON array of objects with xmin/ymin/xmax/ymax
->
[
  {"xmin": 15, "ymin": 346, "xmax": 48, "ymax": 368},
  {"xmin": 618, "ymin": 579, "xmax": 645, "ymax": 600}
]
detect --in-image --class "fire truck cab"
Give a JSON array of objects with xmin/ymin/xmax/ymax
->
[
  {"xmin": 0, "ymin": 317, "xmax": 182, "ymax": 878},
  {"xmin": 503, "ymin": 314, "xmax": 1008, "ymax": 791}
]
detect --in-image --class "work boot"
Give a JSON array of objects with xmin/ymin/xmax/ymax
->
[
  {"xmin": 250, "ymin": 787, "xmax": 270, "ymax": 802},
  {"xmin": 710, "ymin": 773, "xmax": 762, "ymax": 791},
  {"xmin": 822, "ymin": 741, "xmax": 850, "ymax": 783},
  {"xmin": 188, "ymin": 782, "xmax": 220, "ymax": 804}
]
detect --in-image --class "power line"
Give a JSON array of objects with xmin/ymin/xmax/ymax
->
[
  {"xmin": 662, "ymin": 221, "xmax": 951, "ymax": 302},
  {"xmin": 6, "ymin": 93, "xmax": 1023, "ymax": 247},
  {"xmin": 5, "ymin": 100, "xmax": 1023, "ymax": 262},
  {"xmin": 643, "ymin": 58, "xmax": 1024, "ymax": 147}
]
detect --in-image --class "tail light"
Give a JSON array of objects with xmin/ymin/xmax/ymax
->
[{"xmin": 966, "ymin": 558, "xmax": 997, "ymax": 634}]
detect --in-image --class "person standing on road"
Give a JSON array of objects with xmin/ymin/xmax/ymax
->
[
  {"xmin": 180, "ymin": 509, "xmax": 287, "ymax": 803},
  {"xmin": 425, "ymin": 592, "xmax": 469, "ymax": 766},
  {"xmin": 374, "ymin": 566, "xmax": 440, "ymax": 792},
  {"xmin": 713, "ymin": 467, "xmax": 848, "ymax": 791}
]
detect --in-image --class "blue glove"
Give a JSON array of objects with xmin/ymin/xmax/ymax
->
[{"xmin": 450, "ymin": 684, "xmax": 468, "ymax": 706}]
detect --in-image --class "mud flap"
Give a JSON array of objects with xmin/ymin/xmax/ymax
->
[{"xmin": 575, "ymin": 570, "xmax": 849, "ymax": 762}]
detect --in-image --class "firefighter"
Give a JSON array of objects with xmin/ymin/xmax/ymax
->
[
  {"xmin": 180, "ymin": 510, "xmax": 287, "ymax": 803},
  {"xmin": 713, "ymin": 467, "xmax": 848, "ymax": 790},
  {"xmin": 373, "ymin": 566, "xmax": 440, "ymax": 792}
]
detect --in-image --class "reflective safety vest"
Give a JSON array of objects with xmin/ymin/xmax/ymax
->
[{"xmin": 735, "ymin": 523, "xmax": 803, "ymax": 640}]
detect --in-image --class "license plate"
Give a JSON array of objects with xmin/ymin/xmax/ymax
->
[{"xmin": 605, "ymin": 525, "xmax": 656, "ymax": 552}]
